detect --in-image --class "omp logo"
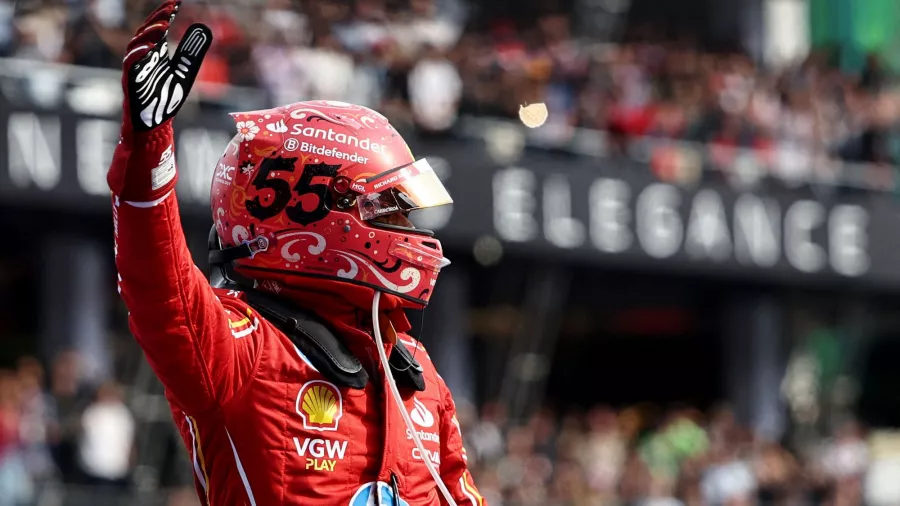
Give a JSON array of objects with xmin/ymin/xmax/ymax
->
[
  {"xmin": 296, "ymin": 381, "xmax": 343, "ymax": 431},
  {"xmin": 412, "ymin": 447, "xmax": 440, "ymax": 465},
  {"xmin": 349, "ymin": 482, "xmax": 410, "ymax": 506},
  {"xmin": 410, "ymin": 397, "xmax": 434, "ymax": 428},
  {"xmin": 293, "ymin": 437, "xmax": 347, "ymax": 472},
  {"xmin": 266, "ymin": 119, "xmax": 288, "ymax": 133}
]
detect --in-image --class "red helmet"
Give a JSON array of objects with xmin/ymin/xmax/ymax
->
[{"xmin": 209, "ymin": 100, "xmax": 452, "ymax": 307}]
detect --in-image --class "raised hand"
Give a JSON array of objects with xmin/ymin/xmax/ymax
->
[
  {"xmin": 108, "ymin": 0, "xmax": 214, "ymax": 200},
  {"xmin": 122, "ymin": 0, "xmax": 213, "ymax": 131}
]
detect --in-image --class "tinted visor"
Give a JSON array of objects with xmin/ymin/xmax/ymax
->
[{"xmin": 357, "ymin": 159, "xmax": 452, "ymax": 220}]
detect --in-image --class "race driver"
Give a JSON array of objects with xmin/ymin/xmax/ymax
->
[{"xmin": 107, "ymin": 2, "xmax": 486, "ymax": 504}]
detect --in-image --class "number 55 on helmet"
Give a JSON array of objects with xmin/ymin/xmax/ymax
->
[{"xmin": 209, "ymin": 100, "xmax": 453, "ymax": 308}]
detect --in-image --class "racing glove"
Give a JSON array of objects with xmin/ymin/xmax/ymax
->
[{"xmin": 107, "ymin": 0, "xmax": 212, "ymax": 202}]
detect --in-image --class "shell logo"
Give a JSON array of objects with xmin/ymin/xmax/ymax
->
[{"xmin": 295, "ymin": 380, "xmax": 343, "ymax": 432}]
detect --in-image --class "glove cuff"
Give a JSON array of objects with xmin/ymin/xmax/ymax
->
[{"xmin": 108, "ymin": 123, "xmax": 177, "ymax": 202}]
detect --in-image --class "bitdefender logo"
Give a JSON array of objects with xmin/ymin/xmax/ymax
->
[{"xmin": 298, "ymin": 142, "xmax": 369, "ymax": 164}]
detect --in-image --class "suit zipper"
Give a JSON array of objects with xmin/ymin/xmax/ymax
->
[
  {"xmin": 370, "ymin": 351, "xmax": 393, "ymax": 505},
  {"xmin": 391, "ymin": 472, "xmax": 400, "ymax": 506}
]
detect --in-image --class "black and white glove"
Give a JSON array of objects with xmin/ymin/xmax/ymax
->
[
  {"xmin": 108, "ymin": 0, "xmax": 213, "ymax": 201},
  {"xmin": 123, "ymin": 0, "xmax": 213, "ymax": 131}
]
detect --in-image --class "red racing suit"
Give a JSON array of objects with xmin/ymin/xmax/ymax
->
[{"xmin": 108, "ymin": 122, "xmax": 486, "ymax": 505}]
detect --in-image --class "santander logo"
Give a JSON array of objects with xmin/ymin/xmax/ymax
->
[
  {"xmin": 410, "ymin": 398, "xmax": 434, "ymax": 428},
  {"xmin": 288, "ymin": 124, "xmax": 385, "ymax": 153}
]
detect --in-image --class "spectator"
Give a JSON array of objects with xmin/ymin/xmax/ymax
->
[
  {"xmin": 49, "ymin": 351, "xmax": 92, "ymax": 482},
  {"xmin": 408, "ymin": 43, "xmax": 463, "ymax": 132},
  {"xmin": 76, "ymin": 381, "xmax": 134, "ymax": 489},
  {"xmin": 345, "ymin": 50, "xmax": 386, "ymax": 110},
  {"xmin": 579, "ymin": 406, "xmax": 626, "ymax": 497},
  {"xmin": 0, "ymin": 0, "xmax": 13, "ymax": 56},
  {"xmin": 62, "ymin": 0, "xmax": 131, "ymax": 68},
  {"xmin": 753, "ymin": 439, "xmax": 800, "ymax": 503},
  {"xmin": 175, "ymin": 1, "xmax": 252, "ymax": 96},
  {"xmin": 699, "ymin": 443, "xmax": 757, "ymax": 505},
  {"xmin": 251, "ymin": 0, "xmax": 310, "ymax": 105},
  {"xmin": 296, "ymin": 31, "xmax": 355, "ymax": 101},
  {"xmin": 261, "ymin": 0, "xmax": 309, "ymax": 49},
  {"xmin": 15, "ymin": 357, "xmax": 57, "ymax": 484},
  {"xmin": 495, "ymin": 425, "xmax": 534, "ymax": 491},
  {"xmin": 469, "ymin": 401, "xmax": 506, "ymax": 464},
  {"xmin": 819, "ymin": 420, "xmax": 869, "ymax": 482},
  {"xmin": 252, "ymin": 29, "xmax": 310, "ymax": 106},
  {"xmin": 11, "ymin": 3, "xmax": 67, "ymax": 61},
  {"xmin": 0, "ymin": 371, "xmax": 33, "ymax": 506},
  {"xmin": 392, "ymin": 0, "xmax": 460, "ymax": 58}
]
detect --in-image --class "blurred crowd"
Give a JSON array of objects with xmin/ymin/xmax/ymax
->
[
  {"xmin": 2, "ymin": 0, "xmax": 899, "ymax": 170},
  {"xmin": 0, "ymin": 348, "xmax": 895, "ymax": 506},
  {"xmin": 0, "ymin": 353, "xmax": 136, "ymax": 506},
  {"xmin": 459, "ymin": 402, "xmax": 888, "ymax": 506}
]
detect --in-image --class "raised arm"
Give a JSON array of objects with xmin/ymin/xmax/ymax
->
[{"xmin": 108, "ymin": 1, "xmax": 258, "ymax": 414}]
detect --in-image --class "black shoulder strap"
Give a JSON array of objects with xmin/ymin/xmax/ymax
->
[
  {"xmin": 236, "ymin": 287, "xmax": 426, "ymax": 392},
  {"xmin": 243, "ymin": 289, "xmax": 369, "ymax": 389}
]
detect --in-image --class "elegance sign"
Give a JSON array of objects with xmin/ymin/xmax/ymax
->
[{"xmin": 491, "ymin": 168, "xmax": 870, "ymax": 277}]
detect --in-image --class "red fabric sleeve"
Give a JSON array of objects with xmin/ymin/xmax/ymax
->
[
  {"xmin": 109, "ymin": 125, "xmax": 260, "ymax": 415},
  {"xmin": 438, "ymin": 377, "xmax": 487, "ymax": 506}
]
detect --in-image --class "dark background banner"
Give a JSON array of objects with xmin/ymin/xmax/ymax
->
[{"xmin": 3, "ymin": 96, "xmax": 900, "ymax": 288}]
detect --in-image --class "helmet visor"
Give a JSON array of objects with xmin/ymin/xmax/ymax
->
[{"xmin": 356, "ymin": 159, "xmax": 453, "ymax": 220}]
